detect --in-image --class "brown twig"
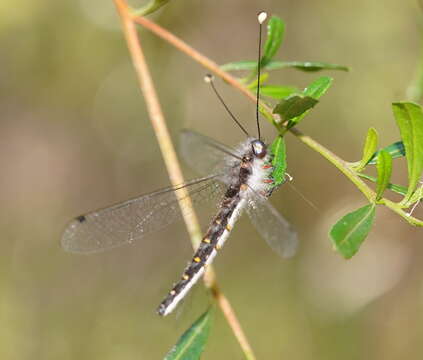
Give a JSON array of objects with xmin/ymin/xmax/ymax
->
[
  {"xmin": 131, "ymin": 15, "xmax": 258, "ymax": 103},
  {"xmin": 131, "ymin": 14, "xmax": 423, "ymax": 227},
  {"xmin": 128, "ymin": 14, "xmax": 373, "ymax": 198},
  {"xmin": 114, "ymin": 0, "xmax": 202, "ymax": 246},
  {"xmin": 113, "ymin": 1, "xmax": 256, "ymax": 359},
  {"xmin": 209, "ymin": 283, "xmax": 256, "ymax": 360}
]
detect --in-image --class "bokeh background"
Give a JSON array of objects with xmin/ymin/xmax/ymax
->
[{"xmin": 1, "ymin": 0, "xmax": 423, "ymax": 359}]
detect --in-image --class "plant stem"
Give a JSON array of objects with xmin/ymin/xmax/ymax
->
[
  {"xmin": 288, "ymin": 127, "xmax": 376, "ymax": 202},
  {"xmin": 130, "ymin": 14, "xmax": 275, "ymax": 122},
  {"xmin": 114, "ymin": 0, "xmax": 202, "ymax": 247},
  {"xmin": 129, "ymin": 16, "xmax": 374, "ymax": 199},
  {"xmin": 208, "ymin": 282, "xmax": 256, "ymax": 360},
  {"xmin": 130, "ymin": 13, "xmax": 423, "ymax": 226},
  {"xmin": 381, "ymin": 199, "xmax": 423, "ymax": 226},
  {"xmin": 114, "ymin": 1, "xmax": 257, "ymax": 359}
]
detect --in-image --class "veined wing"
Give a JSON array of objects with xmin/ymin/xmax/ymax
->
[
  {"xmin": 246, "ymin": 197, "xmax": 298, "ymax": 258},
  {"xmin": 180, "ymin": 129, "xmax": 240, "ymax": 180},
  {"xmin": 62, "ymin": 175, "xmax": 224, "ymax": 254}
]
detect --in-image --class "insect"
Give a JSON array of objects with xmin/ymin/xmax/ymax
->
[{"xmin": 61, "ymin": 11, "xmax": 298, "ymax": 317}]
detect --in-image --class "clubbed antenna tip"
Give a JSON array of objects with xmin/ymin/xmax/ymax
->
[
  {"xmin": 204, "ymin": 74, "xmax": 214, "ymax": 83},
  {"xmin": 257, "ymin": 11, "xmax": 267, "ymax": 24}
]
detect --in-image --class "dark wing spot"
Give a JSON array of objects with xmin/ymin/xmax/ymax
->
[{"xmin": 76, "ymin": 215, "xmax": 86, "ymax": 223}]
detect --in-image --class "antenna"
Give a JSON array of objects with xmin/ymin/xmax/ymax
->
[
  {"xmin": 256, "ymin": 11, "xmax": 267, "ymax": 140},
  {"xmin": 204, "ymin": 74, "xmax": 250, "ymax": 137}
]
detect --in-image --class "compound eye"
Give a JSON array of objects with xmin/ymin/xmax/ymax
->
[{"xmin": 251, "ymin": 140, "xmax": 266, "ymax": 158}]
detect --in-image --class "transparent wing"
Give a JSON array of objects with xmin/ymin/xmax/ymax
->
[
  {"xmin": 180, "ymin": 129, "xmax": 240, "ymax": 179},
  {"xmin": 62, "ymin": 176, "xmax": 225, "ymax": 254},
  {"xmin": 246, "ymin": 197, "xmax": 298, "ymax": 258}
]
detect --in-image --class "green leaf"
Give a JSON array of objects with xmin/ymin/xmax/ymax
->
[
  {"xmin": 280, "ymin": 77, "xmax": 332, "ymax": 128},
  {"xmin": 220, "ymin": 60, "xmax": 349, "ymax": 72},
  {"xmin": 375, "ymin": 150, "xmax": 393, "ymax": 200},
  {"xmin": 132, "ymin": 0, "xmax": 171, "ymax": 16},
  {"xmin": 164, "ymin": 308, "xmax": 214, "ymax": 360},
  {"xmin": 303, "ymin": 76, "xmax": 333, "ymax": 98},
  {"xmin": 273, "ymin": 94, "xmax": 318, "ymax": 121},
  {"xmin": 368, "ymin": 141, "xmax": 405, "ymax": 165},
  {"xmin": 270, "ymin": 136, "xmax": 287, "ymax": 187},
  {"xmin": 330, "ymin": 204, "xmax": 376, "ymax": 259},
  {"xmin": 392, "ymin": 102, "xmax": 423, "ymax": 202},
  {"xmin": 258, "ymin": 85, "xmax": 298, "ymax": 99},
  {"xmin": 260, "ymin": 16, "xmax": 285, "ymax": 67},
  {"xmin": 357, "ymin": 173, "xmax": 408, "ymax": 196},
  {"xmin": 267, "ymin": 61, "xmax": 349, "ymax": 72},
  {"xmin": 220, "ymin": 61, "xmax": 258, "ymax": 72},
  {"xmin": 409, "ymin": 183, "xmax": 423, "ymax": 204},
  {"xmin": 355, "ymin": 128, "xmax": 379, "ymax": 171},
  {"xmin": 246, "ymin": 72, "xmax": 269, "ymax": 89}
]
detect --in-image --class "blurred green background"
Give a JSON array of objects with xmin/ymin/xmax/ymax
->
[{"xmin": 1, "ymin": 0, "xmax": 423, "ymax": 359}]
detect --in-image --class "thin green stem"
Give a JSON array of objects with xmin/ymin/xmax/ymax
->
[
  {"xmin": 131, "ymin": 13, "xmax": 423, "ymax": 227},
  {"xmin": 357, "ymin": 173, "xmax": 408, "ymax": 196},
  {"xmin": 381, "ymin": 199, "xmax": 423, "ymax": 226},
  {"xmin": 288, "ymin": 127, "xmax": 376, "ymax": 202}
]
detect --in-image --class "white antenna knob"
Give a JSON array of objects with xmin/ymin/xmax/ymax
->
[
  {"xmin": 204, "ymin": 74, "xmax": 214, "ymax": 83},
  {"xmin": 257, "ymin": 11, "xmax": 268, "ymax": 24}
]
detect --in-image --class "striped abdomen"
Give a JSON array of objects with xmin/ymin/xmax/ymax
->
[
  {"xmin": 157, "ymin": 138, "xmax": 273, "ymax": 316},
  {"xmin": 157, "ymin": 188, "xmax": 246, "ymax": 316}
]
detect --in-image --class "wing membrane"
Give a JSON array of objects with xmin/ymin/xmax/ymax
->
[
  {"xmin": 180, "ymin": 130, "xmax": 240, "ymax": 180},
  {"xmin": 62, "ymin": 176, "xmax": 224, "ymax": 254},
  {"xmin": 246, "ymin": 198, "xmax": 298, "ymax": 258}
]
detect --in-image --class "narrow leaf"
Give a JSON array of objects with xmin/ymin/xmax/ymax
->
[
  {"xmin": 284, "ymin": 77, "xmax": 333, "ymax": 128},
  {"xmin": 220, "ymin": 61, "xmax": 258, "ymax": 72},
  {"xmin": 246, "ymin": 72, "xmax": 269, "ymax": 89},
  {"xmin": 260, "ymin": 16, "xmax": 285, "ymax": 67},
  {"xmin": 270, "ymin": 136, "xmax": 287, "ymax": 187},
  {"xmin": 164, "ymin": 308, "xmax": 214, "ymax": 360},
  {"xmin": 375, "ymin": 150, "xmax": 393, "ymax": 200},
  {"xmin": 368, "ymin": 141, "xmax": 405, "ymax": 164},
  {"xmin": 266, "ymin": 61, "xmax": 349, "ymax": 72},
  {"xmin": 355, "ymin": 128, "xmax": 379, "ymax": 171},
  {"xmin": 303, "ymin": 76, "xmax": 333, "ymax": 98},
  {"xmin": 409, "ymin": 183, "xmax": 423, "ymax": 204},
  {"xmin": 273, "ymin": 94, "xmax": 318, "ymax": 121},
  {"xmin": 258, "ymin": 85, "xmax": 298, "ymax": 99},
  {"xmin": 132, "ymin": 0, "xmax": 171, "ymax": 16},
  {"xmin": 330, "ymin": 204, "xmax": 376, "ymax": 259},
  {"xmin": 357, "ymin": 173, "xmax": 408, "ymax": 196},
  {"xmin": 392, "ymin": 102, "xmax": 423, "ymax": 202},
  {"xmin": 220, "ymin": 60, "xmax": 349, "ymax": 72}
]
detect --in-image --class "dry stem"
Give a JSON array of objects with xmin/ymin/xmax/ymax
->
[
  {"xmin": 113, "ymin": 1, "xmax": 256, "ymax": 359},
  {"xmin": 131, "ymin": 15, "xmax": 257, "ymax": 103},
  {"xmin": 131, "ymin": 13, "xmax": 423, "ymax": 227}
]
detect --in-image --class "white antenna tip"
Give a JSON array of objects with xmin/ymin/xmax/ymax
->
[
  {"xmin": 204, "ymin": 74, "xmax": 214, "ymax": 83},
  {"xmin": 257, "ymin": 11, "xmax": 267, "ymax": 24}
]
